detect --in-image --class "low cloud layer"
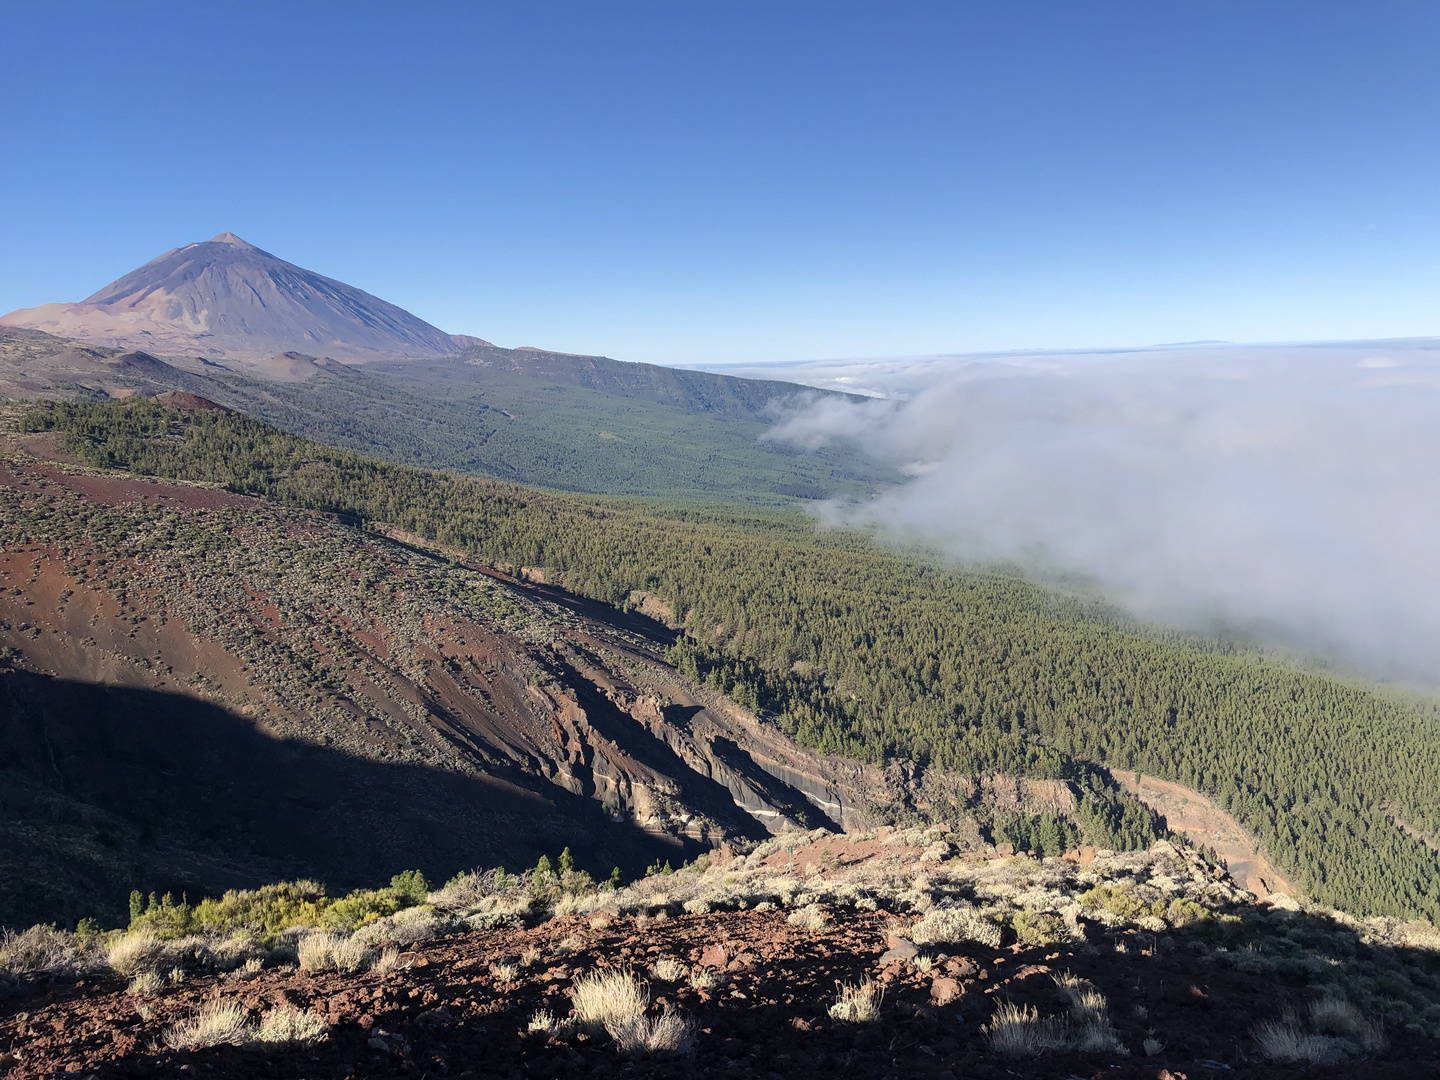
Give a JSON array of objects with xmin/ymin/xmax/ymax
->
[{"xmin": 763, "ymin": 339, "xmax": 1440, "ymax": 680}]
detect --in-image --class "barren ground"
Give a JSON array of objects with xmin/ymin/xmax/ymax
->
[{"xmin": 3, "ymin": 903, "xmax": 1437, "ymax": 1080}]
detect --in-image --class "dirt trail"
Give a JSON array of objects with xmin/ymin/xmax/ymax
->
[{"xmin": 1117, "ymin": 772, "xmax": 1298, "ymax": 898}]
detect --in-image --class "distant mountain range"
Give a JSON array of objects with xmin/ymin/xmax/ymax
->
[{"xmin": 0, "ymin": 232, "xmax": 487, "ymax": 364}]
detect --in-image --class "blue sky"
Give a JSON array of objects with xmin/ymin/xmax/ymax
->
[{"xmin": 2, "ymin": 2, "xmax": 1436, "ymax": 366}]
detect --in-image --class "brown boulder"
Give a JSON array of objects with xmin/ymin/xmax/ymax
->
[{"xmin": 930, "ymin": 976, "xmax": 963, "ymax": 1005}]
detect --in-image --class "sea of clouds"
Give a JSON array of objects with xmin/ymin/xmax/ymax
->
[{"xmin": 731, "ymin": 339, "xmax": 1440, "ymax": 681}]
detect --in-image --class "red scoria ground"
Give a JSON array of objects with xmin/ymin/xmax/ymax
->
[{"xmin": 2, "ymin": 908, "xmax": 1436, "ymax": 1080}]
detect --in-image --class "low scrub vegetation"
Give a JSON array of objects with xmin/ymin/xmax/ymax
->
[
  {"xmin": 253, "ymin": 1005, "xmax": 329, "ymax": 1048},
  {"xmin": 126, "ymin": 872, "xmax": 432, "ymax": 942},
  {"xmin": 528, "ymin": 1010, "xmax": 577, "ymax": 1039},
  {"xmin": 0, "ymin": 925, "xmax": 80, "ymax": 974},
  {"xmin": 297, "ymin": 931, "xmax": 372, "ymax": 974},
  {"xmin": 912, "ymin": 904, "xmax": 1003, "ymax": 949},
  {"xmin": 1252, "ymin": 1017, "xmax": 1337, "ymax": 1065}
]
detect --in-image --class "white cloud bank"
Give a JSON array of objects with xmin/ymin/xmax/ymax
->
[{"xmin": 761, "ymin": 338, "xmax": 1440, "ymax": 680}]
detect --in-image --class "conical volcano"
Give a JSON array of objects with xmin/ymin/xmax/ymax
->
[{"xmin": 0, "ymin": 233, "xmax": 471, "ymax": 362}]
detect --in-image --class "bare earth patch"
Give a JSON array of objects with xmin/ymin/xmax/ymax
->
[{"xmin": 1117, "ymin": 771, "xmax": 1298, "ymax": 899}]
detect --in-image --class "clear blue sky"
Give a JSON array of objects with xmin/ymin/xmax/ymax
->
[{"xmin": 2, "ymin": 2, "xmax": 1436, "ymax": 366}]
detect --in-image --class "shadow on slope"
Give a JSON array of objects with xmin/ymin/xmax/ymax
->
[{"xmin": 0, "ymin": 671, "xmax": 695, "ymax": 930}]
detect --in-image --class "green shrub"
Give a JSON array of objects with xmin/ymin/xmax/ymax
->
[
  {"xmin": 1163, "ymin": 897, "xmax": 1214, "ymax": 928},
  {"xmin": 129, "ymin": 882, "xmax": 330, "ymax": 942},
  {"xmin": 389, "ymin": 870, "xmax": 431, "ymax": 905},
  {"xmin": 323, "ymin": 889, "xmax": 405, "ymax": 930},
  {"xmin": 1012, "ymin": 911, "xmax": 1066, "ymax": 947},
  {"xmin": 191, "ymin": 882, "xmax": 329, "ymax": 939},
  {"xmin": 1078, "ymin": 883, "xmax": 1150, "ymax": 921},
  {"xmin": 119, "ymin": 876, "xmax": 434, "ymax": 940}
]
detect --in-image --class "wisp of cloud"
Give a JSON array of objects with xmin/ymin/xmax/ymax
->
[{"xmin": 766, "ymin": 339, "xmax": 1440, "ymax": 680}]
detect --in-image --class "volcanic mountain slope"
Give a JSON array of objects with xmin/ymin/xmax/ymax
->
[
  {"xmin": 0, "ymin": 417, "xmax": 1014, "ymax": 930},
  {"xmin": 0, "ymin": 234, "xmax": 468, "ymax": 364}
]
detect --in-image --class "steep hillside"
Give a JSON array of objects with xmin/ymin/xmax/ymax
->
[
  {"xmin": 0, "ymin": 234, "xmax": 461, "ymax": 363},
  {"xmin": 0, "ymin": 424, "xmax": 1042, "ymax": 930},
  {"xmin": 15, "ymin": 396, "xmax": 1440, "ymax": 928}
]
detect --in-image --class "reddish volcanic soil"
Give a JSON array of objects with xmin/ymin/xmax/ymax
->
[{"xmin": 0, "ymin": 461, "xmax": 257, "ymax": 511}]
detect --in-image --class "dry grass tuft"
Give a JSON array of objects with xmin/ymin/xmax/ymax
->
[
  {"xmin": 1073, "ymin": 1021, "xmax": 1129, "ymax": 1055},
  {"xmin": 371, "ymin": 946, "xmax": 402, "ymax": 976},
  {"xmin": 253, "ymin": 1005, "xmax": 328, "ymax": 1047},
  {"xmin": 520, "ymin": 947, "xmax": 543, "ymax": 968},
  {"xmin": 1309, "ymin": 997, "xmax": 1386, "ymax": 1051},
  {"xmin": 296, "ymin": 932, "xmax": 338, "ymax": 973},
  {"xmin": 786, "ymin": 904, "xmax": 828, "ymax": 933},
  {"xmin": 489, "ymin": 961, "xmax": 518, "ymax": 982},
  {"xmin": 984, "ymin": 1001, "xmax": 1070, "ymax": 1057},
  {"xmin": 106, "ymin": 929, "xmax": 163, "ymax": 977},
  {"xmin": 571, "ymin": 968, "xmax": 648, "ymax": 1030},
  {"xmin": 1054, "ymin": 971, "xmax": 1109, "ymax": 1024},
  {"xmin": 297, "ymin": 932, "xmax": 372, "ymax": 974},
  {"xmin": 605, "ymin": 1010, "xmax": 695, "ymax": 1058},
  {"xmin": 528, "ymin": 1010, "xmax": 577, "ymax": 1038},
  {"xmin": 1052, "ymin": 971, "xmax": 1127, "ymax": 1054},
  {"xmin": 552, "ymin": 934, "xmax": 584, "ymax": 957},
  {"xmin": 164, "ymin": 1000, "xmax": 252, "ymax": 1051},
  {"xmin": 127, "ymin": 970, "xmax": 163, "ymax": 996},
  {"xmin": 828, "ymin": 979, "xmax": 884, "ymax": 1023},
  {"xmin": 1143, "ymin": 1036, "xmax": 1165, "ymax": 1056},
  {"xmin": 1252, "ymin": 1019, "xmax": 1337, "ymax": 1064},
  {"xmin": 650, "ymin": 957, "xmax": 688, "ymax": 982},
  {"xmin": 688, "ymin": 967, "xmax": 719, "ymax": 992},
  {"xmin": 330, "ymin": 935, "xmax": 372, "ymax": 973}
]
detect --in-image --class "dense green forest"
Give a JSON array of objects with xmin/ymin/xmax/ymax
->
[{"xmin": 20, "ymin": 398, "xmax": 1440, "ymax": 923}]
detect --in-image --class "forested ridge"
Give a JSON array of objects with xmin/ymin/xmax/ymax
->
[{"xmin": 19, "ymin": 399, "xmax": 1440, "ymax": 923}]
